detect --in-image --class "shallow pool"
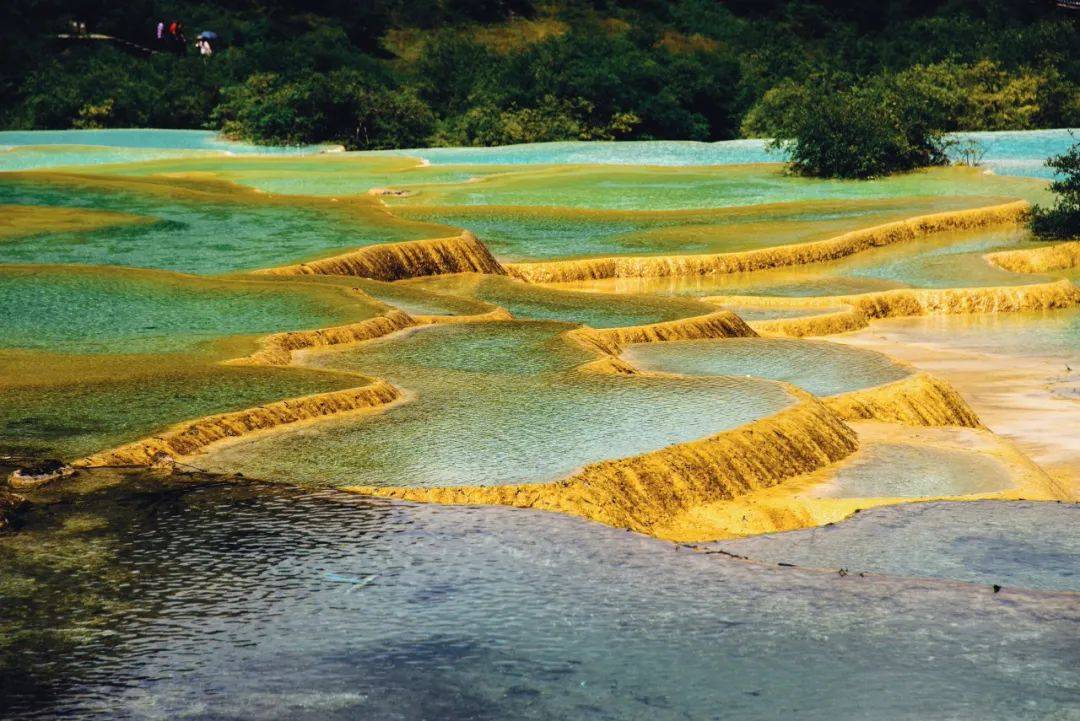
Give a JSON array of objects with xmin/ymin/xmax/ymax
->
[
  {"xmin": 625, "ymin": 337, "xmax": 911, "ymax": 396},
  {"xmin": 198, "ymin": 321, "xmax": 795, "ymax": 487}
]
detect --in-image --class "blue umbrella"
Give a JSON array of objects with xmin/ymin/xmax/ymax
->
[{"xmin": 197, "ymin": 31, "xmax": 218, "ymax": 40}]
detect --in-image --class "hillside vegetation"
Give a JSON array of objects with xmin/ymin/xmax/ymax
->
[{"xmin": 2, "ymin": 0, "xmax": 1078, "ymax": 151}]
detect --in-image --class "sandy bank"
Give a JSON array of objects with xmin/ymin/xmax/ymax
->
[{"xmin": 835, "ymin": 323, "xmax": 1080, "ymax": 493}]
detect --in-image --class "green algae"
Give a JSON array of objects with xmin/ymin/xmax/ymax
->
[
  {"xmin": 0, "ymin": 204, "xmax": 146, "ymax": 240},
  {"xmin": 0, "ymin": 351, "xmax": 366, "ymax": 460},
  {"xmin": 393, "ymin": 194, "xmax": 1030, "ymax": 262},
  {"xmin": 388, "ymin": 164, "xmax": 1052, "ymax": 211},
  {"xmin": 0, "ymin": 265, "xmax": 388, "ymax": 355},
  {"xmin": 0, "ymin": 174, "xmax": 453, "ymax": 274},
  {"xmin": 403, "ymin": 273, "xmax": 713, "ymax": 327}
]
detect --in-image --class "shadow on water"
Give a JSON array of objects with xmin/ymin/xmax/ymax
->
[{"xmin": 2, "ymin": 470, "xmax": 1078, "ymax": 721}]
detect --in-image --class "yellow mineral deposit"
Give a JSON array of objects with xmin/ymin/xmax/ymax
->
[
  {"xmin": 77, "ymin": 380, "xmax": 404, "ymax": 468},
  {"xmin": 715, "ymin": 279, "xmax": 1080, "ymax": 338},
  {"xmin": 0, "ymin": 204, "xmax": 148, "ymax": 239},
  {"xmin": 503, "ymin": 201, "xmax": 1030, "ymax": 283},
  {"xmin": 25, "ymin": 153, "xmax": 1075, "ymax": 547},
  {"xmin": 256, "ymin": 232, "xmax": 506, "ymax": 281},
  {"xmin": 984, "ymin": 240, "xmax": 1080, "ymax": 274}
]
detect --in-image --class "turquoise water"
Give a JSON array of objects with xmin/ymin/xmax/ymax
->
[
  {"xmin": 625, "ymin": 337, "xmax": 911, "ymax": 396},
  {"xmin": 952, "ymin": 129, "xmax": 1079, "ymax": 179},
  {"xmin": 408, "ymin": 274, "xmax": 712, "ymax": 328},
  {"xmin": 0, "ymin": 178, "xmax": 435, "ymax": 274},
  {"xmin": 2, "ymin": 129, "xmax": 1071, "ymax": 178},
  {"xmin": 0, "ymin": 129, "xmax": 329, "ymax": 171},
  {"xmin": 3, "ymin": 477, "xmax": 1077, "ymax": 720},
  {"xmin": 372, "ymin": 130, "xmax": 1077, "ymax": 180},
  {"xmin": 199, "ymin": 321, "xmax": 795, "ymax": 487},
  {"xmin": 0, "ymin": 266, "xmax": 361, "ymax": 354},
  {"xmin": 372, "ymin": 138, "xmax": 780, "ymax": 166},
  {"xmin": 715, "ymin": 501, "xmax": 1079, "ymax": 592}
]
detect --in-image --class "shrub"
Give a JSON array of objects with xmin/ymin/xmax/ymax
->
[
  {"xmin": 1031, "ymin": 139, "xmax": 1080, "ymax": 239},
  {"xmin": 767, "ymin": 74, "xmax": 951, "ymax": 179},
  {"xmin": 212, "ymin": 70, "xmax": 435, "ymax": 149}
]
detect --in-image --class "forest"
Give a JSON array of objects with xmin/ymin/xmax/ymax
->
[{"xmin": 1, "ymin": 0, "xmax": 1078, "ymax": 151}]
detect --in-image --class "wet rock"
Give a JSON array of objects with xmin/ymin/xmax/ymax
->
[{"xmin": 8, "ymin": 459, "xmax": 75, "ymax": 489}]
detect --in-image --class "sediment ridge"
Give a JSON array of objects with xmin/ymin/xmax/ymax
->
[
  {"xmin": 722, "ymin": 279, "xmax": 1080, "ymax": 337},
  {"xmin": 750, "ymin": 308, "xmax": 868, "ymax": 337},
  {"xmin": 256, "ymin": 231, "xmax": 506, "ymax": 281},
  {"xmin": 984, "ymin": 240, "xmax": 1080, "ymax": 274},
  {"xmin": 76, "ymin": 380, "xmax": 403, "ymax": 467},
  {"xmin": 349, "ymin": 396, "xmax": 860, "ymax": 534},
  {"xmin": 503, "ymin": 201, "xmax": 1030, "ymax": 283},
  {"xmin": 232, "ymin": 309, "xmax": 419, "ymax": 366},
  {"xmin": 566, "ymin": 309, "xmax": 757, "ymax": 357},
  {"xmin": 825, "ymin": 373, "xmax": 982, "ymax": 428}
]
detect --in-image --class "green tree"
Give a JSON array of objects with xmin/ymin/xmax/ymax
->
[
  {"xmin": 1031, "ymin": 139, "xmax": 1080, "ymax": 239},
  {"xmin": 767, "ymin": 74, "xmax": 951, "ymax": 179}
]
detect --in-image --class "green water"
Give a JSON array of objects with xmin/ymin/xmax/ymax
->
[
  {"xmin": 0, "ymin": 177, "xmax": 448, "ymax": 274},
  {"xmin": 0, "ymin": 359, "xmax": 361, "ymax": 459},
  {"xmin": 84, "ymin": 154, "xmax": 509, "ymax": 197},
  {"xmin": 625, "ymin": 337, "xmax": 911, "ymax": 396},
  {"xmin": 393, "ymin": 165, "xmax": 1049, "ymax": 212},
  {"xmin": 553, "ymin": 226, "xmax": 1050, "ymax": 299},
  {"xmin": 198, "ymin": 321, "xmax": 795, "ymax": 487},
  {"xmin": 396, "ymin": 196, "xmax": 1021, "ymax": 262},
  {"xmin": 0, "ymin": 266, "xmax": 380, "ymax": 354},
  {"xmin": 407, "ymin": 274, "xmax": 712, "ymax": 327}
]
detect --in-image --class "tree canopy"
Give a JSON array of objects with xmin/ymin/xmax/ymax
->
[{"xmin": 2, "ymin": 0, "xmax": 1078, "ymax": 155}]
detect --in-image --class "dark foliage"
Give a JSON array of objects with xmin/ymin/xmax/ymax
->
[
  {"xmin": 1, "ymin": 0, "xmax": 1077, "ymax": 155},
  {"xmin": 1031, "ymin": 138, "xmax": 1080, "ymax": 238}
]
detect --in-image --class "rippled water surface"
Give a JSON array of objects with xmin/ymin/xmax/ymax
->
[
  {"xmin": 0, "ymin": 129, "xmax": 327, "ymax": 171},
  {"xmin": 0, "ymin": 178, "xmax": 443, "ymax": 273},
  {"xmin": 0, "ymin": 266, "xmax": 374, "ymax": 354},
  {"xmin": 816, "ymin": 442, "xmax": 1015, "ymax": 498},
  {"xmin": 625, "ymin": 337, "xmax": 910, "ymax": 396},
  {"xmin": 2, "ymin": 476, "xmax": 1077, "ymax": 721},
  {"xmin": 869, "ymin": 307, "xmax": 1080, "ymax": 362},
  {"xmin": 199, "ymin": 321, "xmax": 795, "ymax": 486},
  {"xmin": 715, "ymin": 501, "xmax": 1080, "ymax": 591}
]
